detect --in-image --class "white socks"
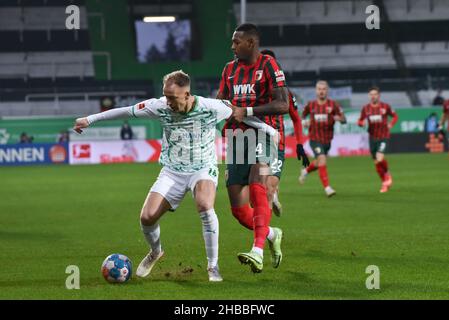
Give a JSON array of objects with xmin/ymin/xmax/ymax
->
[
  {"xmin": 199, "ymin": 209, "xmax": 219, "ymax": 269},
  {"xmin": 140, "ymin": 222, "xmax": 162, "ymax": 255},
  {"xmin": 267, "ymin": 227, "xmax": 276, "ymax": 242}
]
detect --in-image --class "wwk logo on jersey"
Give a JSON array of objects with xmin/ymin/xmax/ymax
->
[{"xmin": 233, "ymin": 84, "xmax": 255, "ymax": 95}]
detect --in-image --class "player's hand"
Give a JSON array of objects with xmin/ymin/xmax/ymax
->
[
  {"xmin": 229, "ymin": 106, "xmax": 246, "ymax": 123},
  {"xmin": 302, "ymin": 119, "xmax": 310, "ymax": 129},
  {"xmin": 296, "ymin": 144, "xmax": 310, "ymax": 167},
  {"xmin": 334, "ymin": 115, "xmax": 344, "ymax": 122},
  {"xmin": 73, "ymin": 117, "xmax": 89, "ymax": 134},
  {"xmin": 357, "ymin": 120, "xmax": 365, "ymax": 127},
  {"xmin": 388, "ymin": 122, "xmax": 393, "ymax": 129}
]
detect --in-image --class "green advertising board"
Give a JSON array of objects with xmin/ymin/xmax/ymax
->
[{"xmin": 0, "ymin": 117, "xmax": 162, "ymax": 144}]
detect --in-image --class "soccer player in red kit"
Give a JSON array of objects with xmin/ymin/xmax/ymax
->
[
  {"xmin": 217, "ymin": 24, "xmax": 290, "ymax": 273},
  {"xmin": 299, "ymin": 80, "xmax": 347, "ymax": 197},
  {"xmin": 357, "ymin": 86, "xmax": 398, "ymax": 193},
  {"xmin": 260, "ymin": 49, "xmax": 310, "ymax": 216},
  {"xmin": 438, "ymin": 99, "xmax": 449, "ymax": 142}
]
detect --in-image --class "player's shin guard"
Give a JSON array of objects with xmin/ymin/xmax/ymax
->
[
  {"xmin": 249, "ymin": 183, "xmax": 271, "ymax": 250},
  {"xmin": 375, "ymin": 162, "xmax": 386, "ymax": 181},
  {"xmin": 140, "ymin": 222, "xmax": 162, "ymax": 254},
  {"xmin": 199, "ymin": 209, "xmax": 219, "ymax": 269},
  {"xmin": 318, "ymin": 165, "xmax": 330, "ymax": 188},
  {"xmin": 231, "ymin": 204, "xmax": 254, "ymax": 230},
  {"xmin": 306, "ymin": 162, "xmax": 318, "ymax": 173}
]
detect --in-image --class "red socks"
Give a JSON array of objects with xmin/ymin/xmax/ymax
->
[
  {"xmin": 306, "ymin": 162, "xmax": 318, "ymax": 173},
  {"xmin": 375, "ymin": 162, "xmax": 386, "ymax": 181},
  {"xmin": 375, "ymin": 160, "xmax": 389, "ymax": 181},
  {"xmin": 231, "ymin": 204, "xmax": 254, "ymax": 230},
  {"xmin": 249, "ymin": 183, "xmax": 271, "ymax": 250},
  {"xmin": 318, "ymin": 165, "xmax": 329, "ymax": 188}
]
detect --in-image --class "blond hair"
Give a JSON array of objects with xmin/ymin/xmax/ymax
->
[
  {"xmin": 163, "ymin": 70, "xmax": 190, "ymax": 88},
  {"xmin": 316, "ymin": 80, "xmax": 329, "ymax": 88}
]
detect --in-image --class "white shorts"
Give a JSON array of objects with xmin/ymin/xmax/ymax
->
[{"xmin": 149, "ymin": 166, "xmax": 219, "ymax": 210}]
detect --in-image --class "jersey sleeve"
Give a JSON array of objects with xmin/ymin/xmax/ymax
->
[
  {"xmin": 218, "ymin": 64, "xmax": 230, "ymax": 98},
  {"xmin": 203, "ymin": 98, "xmax": 233, "ymax": 122},
  {"xmin": 386, "ymin": 104, "xmax": 399, "ymax": 126},
  {"xmin": 443, "ymin": 101, "xmax": 449, "ymax": 115},
  {"xmin": 359, "ymin": 106, "xmax": 367, "ymax": 121},
  {"xmin": 265, "ymin": 57, "xmax": 287, "ymax": 89},
  {"xmin": 302, "ymin": 102, "xmax": 311, "ymax": 118},
  {"xmin": 333, "ymin": 101, "xmax": 344, "ymax": 116},
  {"xmin": 288, "ymin": 93, "xmax": 303, "ymax": 144},
  {"xmin": 131, "ymin": 98, "xmax": 165, "ymax": 119}
]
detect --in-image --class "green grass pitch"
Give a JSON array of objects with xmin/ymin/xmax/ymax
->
[{"xmin": 1, "ymin": 153, "xmax": 448, "ymax": 299}]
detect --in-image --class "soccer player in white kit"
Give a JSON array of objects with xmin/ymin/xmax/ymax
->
[{"xmin": 73, "ymin": 70, "xmax": 276, "ymax": 282}]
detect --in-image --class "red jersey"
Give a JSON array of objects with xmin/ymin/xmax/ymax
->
[
  {"xmin": 288, "ymin": 90, "xmax": 304, "ymax": 144},
  {"xmin": 359, "ymin": 102, "xmax": 398, "ymax": 139},
  {"xmin": 218, "ymin": 53, "xmax": 287, "ymax": 150},
  {"xmin": 302, "ymin": 99, "xmax": 344, "ymax": 144},
  {"xmin": 444, "ymin": 100, "xmax": 449, "ymax": 130}
]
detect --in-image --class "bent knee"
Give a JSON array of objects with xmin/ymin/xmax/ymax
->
[
  {"xmin": 196, "ymin": 199, "xmax": 214, "ymax": 213},
  {"xmin": 140, "ymin": 208, "xmax": 159, "ymax": 226}
]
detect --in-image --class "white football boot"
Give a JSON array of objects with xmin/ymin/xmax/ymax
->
[
  {"xmin": 324, "ymin": 186, "xmax": 336, "ymax": 197},
  {"xmin": 207, "ymin": 266, "xmax": 223, "ymax": 282},
  {"xmin": 298, "ymin": 168, "xmax": 308, "ymax": 185},
  {"xmin": 136, "ymin": 250, "xmax": 164, "ymax": 278}
]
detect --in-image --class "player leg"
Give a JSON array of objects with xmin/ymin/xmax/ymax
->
[
  {"xmin": 269, "ymin": 148, "xmax": 284, "ymax": 217},
  {"xmin": 137, "ymin": 168, "xmax": 186, "ymax": 278},
  {"xmin": 299, "ymin": 140, "xmax": 319, "ymax": 184},
  {"xmin": 190, "ymin": 167, "xmax": 222, "ymax": 282},
  {"xmin": 314, "ymin": 143, "xmax": 335, "ymax": 197},
  {"xmin": 373, "ymin": 140, "xmax": 391, "ymax": 193}
]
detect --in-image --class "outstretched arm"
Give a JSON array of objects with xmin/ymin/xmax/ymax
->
[
  {"xmin": 73, "ymin": 99, "xmax": 161, "ymax": 134},
  {"xmin": 73, "ymin": 107, "xmax": 134, "ymax": 134}
]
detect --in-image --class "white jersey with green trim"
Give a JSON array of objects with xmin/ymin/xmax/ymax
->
[{"xmin": 132, "ymin": 96, "xmax": 231, "ymax": 173}]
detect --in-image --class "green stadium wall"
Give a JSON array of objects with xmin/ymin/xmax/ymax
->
[{"xmin": 85, "ymin": 0, "xmax": 235, "ymax": 94}]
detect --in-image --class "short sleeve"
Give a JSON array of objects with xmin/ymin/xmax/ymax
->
[
  {"xmin": 302, "ymin": 102, "xmax": 311, "ymax": 118},
  {"xmin": 203, "ymin": 98, "xmax": 233, "ymax": 122},
  {"xmin": 218, "ymin": 64, "xmax": 230, "ymax": 98},
  {"xmin": 265, "ymin": 57, "xmax": 287, "ymax": 89},
  {"xmin": 131, "ymin": 98, "xmax": 165, "ymax": 119},
  {"xmin": 333, "ymin": 101, "xmax": 343, "ymax": 116},
  {"xmin": 359, "ymin": 106, "xmax": 367, "ymax": 120},
  {"xmin": 386, "ymin": 104, "xmax": 395, "ymax": 116}
]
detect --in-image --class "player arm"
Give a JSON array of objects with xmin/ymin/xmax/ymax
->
[
  {"xmin": 289, "ymin": 105, "xmax": 303, "ymax": 144},
  {"xmin": 251, "ymin": 86, "xmax": 289, "ymax": 117},
  {"xmin": 243, "ymin": 116, "xmax": 278, "ymax": 138},
  {"xmin": 211, "ymin": 98, "xmax": 277, "ymax": 137},
  {"xmin": 73, "ymin": 99, "xmax": 160, "ymax": 133},
  {"xmin": 438, "ymin": 112, "xmax": 448, "ymax": 130},
  {"xmin": 358, "ymin": 108, "xmax": 367, "ymax": 127},
  {"xmin": 334, "ymin": 103, "xmax": 347, "ymax": 124},
  {"xmin": 388, "ymin": 107, "xmax": 399, "ymax": 129}
]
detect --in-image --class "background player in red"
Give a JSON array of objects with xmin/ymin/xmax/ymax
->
[
  {"xmin": 217, "ymin": 24, "xmax": 289, "ymax": 273},
  {"xmin": 260, "ymin": 49, "xmax": 309, "ymax": 216},
  {"xmin": 358, "ymin": 86, "xmax": 398, "ymax": 193},
  {"xmin": 299, "ymin": 80, "xmax": 346, "ymax": 197},
  {"xmin": 437, "ymin": 99, "xmax": 449, "ymax": 143}
]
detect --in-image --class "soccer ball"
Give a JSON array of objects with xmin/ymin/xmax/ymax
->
[{"xmin": 101, "ymin": 254, "xmax": 132, "ymax": 283}]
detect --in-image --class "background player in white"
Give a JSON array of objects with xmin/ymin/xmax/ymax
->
[{"xmin": 73, "ymin": 70, "xmax": 275, "ymax": 282}]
